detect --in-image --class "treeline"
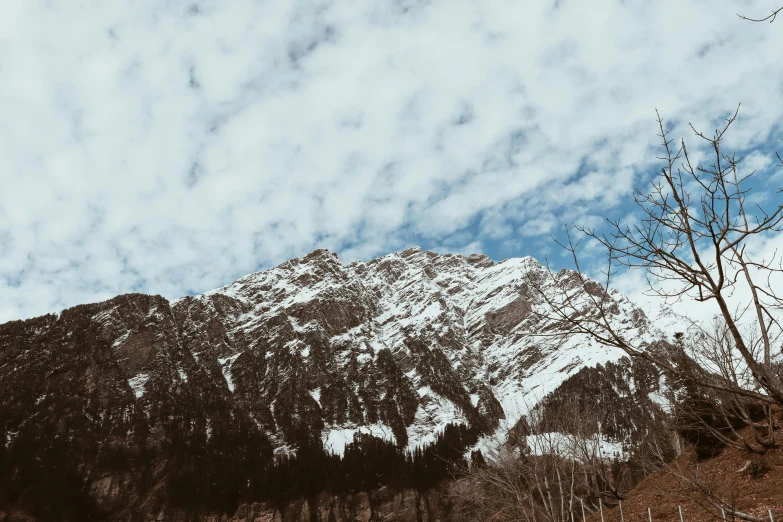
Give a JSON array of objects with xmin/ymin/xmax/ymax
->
[
  {"xmin": 535, "ymin": 358, "xmax": 662, "ymax": 443},
  {"xmin": 248, "ymin": 423, "xmax": 481, "ymax": 512},
  {"xmin": 0, "ymin": 408, "xmax": 105, "ymax": 521},
  {"xmin": 0, "ymin": 420, "xmax": 482, "ymax": 521}
]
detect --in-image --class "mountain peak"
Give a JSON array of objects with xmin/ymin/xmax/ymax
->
[
  {"xmin": 301, "ymin": 248, "xmax": 340, "ymax": 263},
  {"xmin": 466, "ymin": 252, "xmax": 494, "ymax": 268}
]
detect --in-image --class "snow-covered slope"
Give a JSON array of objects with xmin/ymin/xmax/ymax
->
[{"xmin": 165, "ymin": 247, "xmax": 667, "ymax": 454}]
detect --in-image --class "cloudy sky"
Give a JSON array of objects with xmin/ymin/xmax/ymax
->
[{"xmin": 1, "ymin": 0, "xmax": 782, "ymax": 322}]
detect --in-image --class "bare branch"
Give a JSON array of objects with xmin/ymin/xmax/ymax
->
[{"xmin": 738, "ymin": 5, "xmax": 783, "ymax": 23}]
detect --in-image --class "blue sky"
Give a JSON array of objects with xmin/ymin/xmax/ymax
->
[{"xmin": 1, "ymin": 0, "xmax": 782, "ymax": 322}]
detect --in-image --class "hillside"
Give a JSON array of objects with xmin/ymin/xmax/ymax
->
[{"xmin": 585, "ymin": 421, "xmax": 783, "ymax": 521}]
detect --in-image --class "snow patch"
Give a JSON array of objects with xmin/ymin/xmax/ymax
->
[
  {"xmin": 525, "ymin": 432, "xmax": 624, "ymax": 460},
  {"xmin": 417, "ymin": 301, "xmax": 442, "ymax": 320},
  {"xmin": 111, "ymin": 330, "xmax": 131, "ymax": 350},
  {"xmin": 128, "ymin": 373, "xmax": 150, "ymax": 398},
  {"xmin": 218, "ymin": 352, "xmax": 242, "ymax": 392},
  {"xmin": 323, "ymin": 424, "xmax": 396, "ymax": 457},
  {"xmin": 406, "ymin": 394, "xmax": 469, "ymax": 448}
]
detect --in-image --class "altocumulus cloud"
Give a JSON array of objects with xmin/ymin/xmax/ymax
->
[{"xmin": 1, "ymin": 0, "xmax": 782, "ymax": 322}]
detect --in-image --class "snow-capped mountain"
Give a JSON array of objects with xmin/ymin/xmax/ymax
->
[{"xmin": 0, "ymin": 247, "xmax": 671, "ymax": 518}]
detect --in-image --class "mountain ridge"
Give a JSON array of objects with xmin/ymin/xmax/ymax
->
[
  {"xmin": 3, "ymin": 246, "xmax": 667, "ymax": 451},
  {"xmin": 0, "ymin": 246, "xmax": 673, "ymax": 519}
]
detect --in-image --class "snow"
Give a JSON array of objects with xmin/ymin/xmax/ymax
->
[
  {"xmin": 649, "ymin": 389, "xmax": 673, "ymax": 413},
  {"xmin": 322, "ymin": 423, "xmax": 396, "ymax": 457},
  {"xmin": 288, "ymin": 286, "xmax": 320, "ymax": 305},
  {"xmin": 417, "ymin": 301, "xmax": 442, "ymax": 320},
  {"xmin": 417, "ymin": 385, "xmax": 431, "ymax": 397},
  {"xmin": 218, "ymin": 352, "xmax": 242, "ymax": 392},
  {"xmin": 472, "ymin": 428, "xmax": 625, "ymax": 466},
  {"xmin": 406, "ymin": 393, "xmax": 469, "ymax": 448},
  {"xmin": 525, "ymin": 432, "xmax": 625, "ymax": 460},
  {"xmin": 128, "ymin": 373, "xmax": 149, "ymax": 398},
  {"xmin": 91, "ymin": 306, "xmax": 119, "ymax": 324},
  {"xmin": 648, "ymin": 304, "xmax": 704, "ymax": 342},
  {"xmin": 111, "ymin": 330, "xmax": 131, "ymax": 350},
  {"xmin": 366, "ymin": 338, "xmax": 387, "ymax": 354},
  {"xmin": 310, "ymin": 388, "xmax": 321, "ymax": 405},
  {"xmin": 182, "ymin": 247, "xmax": 671, "ymax": 453}
]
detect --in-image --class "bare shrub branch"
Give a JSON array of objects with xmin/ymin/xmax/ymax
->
[
  {"xmin": 514, "ymin": 106, "xmax": 783, "ymax": 515},
  {"xmin": 738, "ymin": 5, "xmax": 783, "ymax": 23},
  {"xmin": 528, "ymin": 106, "xmax": 783, "ymax": 410}
]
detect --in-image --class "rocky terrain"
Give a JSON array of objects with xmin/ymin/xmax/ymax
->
[{"xmin": 0, "ymin": 247, "xmax": 671, "ymax": 520}]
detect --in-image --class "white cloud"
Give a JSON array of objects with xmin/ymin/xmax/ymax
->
[{"xmin": 1, "ymin": 0, "xmax": 782, "ymax": 322}]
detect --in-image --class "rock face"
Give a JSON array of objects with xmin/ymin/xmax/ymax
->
[
  {"xmin": 0, "ymin": 247, "xmax": 665, "ymax": 520},
  {"xmin": 171, "ymin": 247, "xmax": 661, "ymax": 451}
]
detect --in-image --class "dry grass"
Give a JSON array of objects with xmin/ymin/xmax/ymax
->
[{"xmin": 587, "ymin": 421, "xmax": 783, "ymax": 521}]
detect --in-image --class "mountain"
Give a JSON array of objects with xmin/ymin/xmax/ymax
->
[
  {"xmin": 0, "ymin": 247, "xmax": 670, "ymax": 520},
  {"xmin": 173, "ymin": 246, "xmax": 667, "ymax": 451}
]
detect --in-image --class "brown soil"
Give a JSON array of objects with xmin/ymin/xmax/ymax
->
[{"xmin": 587, "ymin": 424, "xmax": 783, "ymax": 521}]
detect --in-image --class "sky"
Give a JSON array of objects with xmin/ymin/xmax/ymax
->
[{"xmin": 1, "ymin": 0, "xmax": 783, "ymax": 323}]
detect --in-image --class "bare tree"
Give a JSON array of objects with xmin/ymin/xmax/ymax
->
[
  {"xmin": 450, "ymin": 395, "xmax": 640, "ymax": 521},
  {"xmin": 448, "ymin": 445, "xmax": 539, "ymax": 522},
  {"xmin": 671, "ymin": 319, "xmax": 779, "ymax": 455},
  {"xmin": 521, "ymin": 105, "xmax": 782, "ymax": 517},
  {"xmin": 533, "ymin": 393, "xmax": 636, "ymax": 505},
  {"xmin": 529, "ymin": 105, "xmax": 783, "ymax": 415}
]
